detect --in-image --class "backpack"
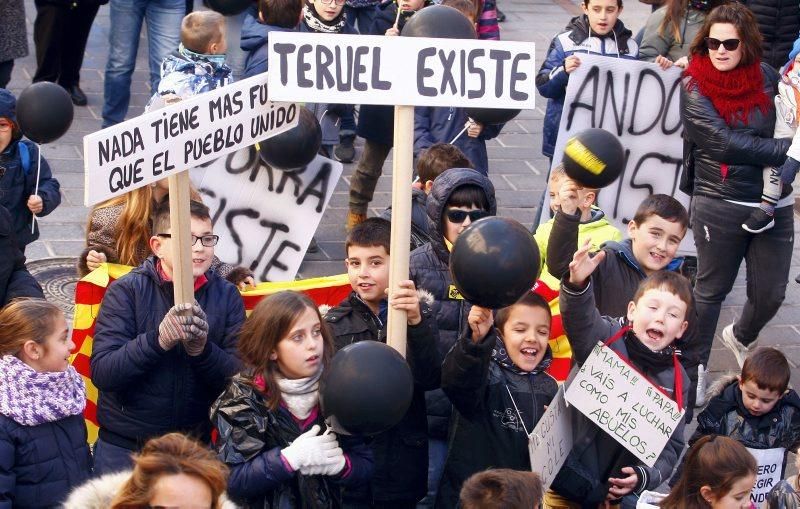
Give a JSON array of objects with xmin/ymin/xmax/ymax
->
[{"xmin": 18, "ymin": 142, "xmax": 31, "ymax": 176}]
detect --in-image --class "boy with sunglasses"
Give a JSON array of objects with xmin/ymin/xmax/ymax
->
[
  {"xmin": 91, "ymin": 199, "xmax": 245, "ymax": 475},
  {"xmin": 0, "ymin": 89, "xmax": 61, "ymax": 252}
]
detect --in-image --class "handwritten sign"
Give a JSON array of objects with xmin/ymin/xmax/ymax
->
[
  {"xmin": 565, "ymin": 342, "xmax": 685, "ymax": 467},
  {"xmin": 190, "ymin": 146, "xmax": 343, "ymax": 282},
  {"xmin": 544, "ymin": 54, "xmax": 694, "ymax": 254},
  {"xmin": 267, "ymin": 32, "xmax": 535, "ymax": 109},
  {"xmin": 529, "ymin": 386, "xmax": 574, "ymax": 490},
  {"xmin": 83, "ymin": 73, "xmax": 299, "ymax": 206},
  {"xmin": 747, "ymin": 447, "xmax": 786, "ymax": 505}
]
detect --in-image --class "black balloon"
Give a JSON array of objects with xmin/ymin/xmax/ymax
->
[
  {"xmin": 258, "ymin": 108, "xmax": 321, "ymax": 170},
  {"xmin": 205, "ymin": 0, "xmax": 251, "ymax": 15},
  {"xmin": 561, "ymin": 128, "xmax": 624, "ymax": 188},
  {"xmin": 402, "ymin": 5, "xmax": 477, "ymax": 39},
  {"xmin": 465, "ymin": 108, "xmax": 521, "ymax": 125},
  {"xmin": 450, "ymin": 217, "xmax": 541, "ymax": 309},
  {"xmin": 16, "ymin": 82, "xmax": 73, "ymax": 144},
  {"xmin": 320, "ymin": 341, "xmax": 414, "ymax": 436}
]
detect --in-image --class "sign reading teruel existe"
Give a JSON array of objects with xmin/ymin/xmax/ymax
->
[{"xmin": 267, "ymin": 32, "xmax": 536, "ymax": 109}]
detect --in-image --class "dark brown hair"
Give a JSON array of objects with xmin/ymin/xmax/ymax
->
[
  {"xmin": 181, "ymin": 11, "xmax": 225, "ymax": 53},
  {"xmin": 661, "ymin": 435, "xmax": 756, "ymax": 508},
  {"xmin": 582, "ymin": 0, "xmax": 623, "ymax": 8},
  {"xmin": 259, "ymin": 0, "xmax": 303, "ymax": 28},
  {"xmin": 659, "ymin": 0, "xmax": 727, "ymax": 42},
  {"xmin": 495, "ymin": 292, "xmax": 551, "ymax": 334},
  {"xmin": 346, "ymin": 217, "xmax": 391, "ymax": 256},
  {"xmin": 237, "ymin": 291, "xmax": 334, "ymax": 410},
  {"xmin": 460, "ymin": 469, "xmax": 543, "ymax": 509},
  {"xmin": 689, "ymin": 3, "xmax": 762, "ymax": 67},
  {"xmin": 152, "ymin": 199, "xmax": 211, "ymax": 236},
  {"xmin": 416, "ymin": 143, "xmax": 473, "ymax": 184},
  {"xmin": 632, "ymin": 271, "xmax": 693, "ymax": 317},
  {"xmin": 741, "ymin": 346, "xmax": 790, "ymax": 393},
  {"xmin": 632, "ymin": 194, "xmax": 689, "ymax": 231},
  {"xmin": 0, "ymin": 299, "xmax": 62, "ymax": 356},
  {"xmin": 441, "ymin": 0, "xmax": 480, "ymax": 22},
  {"xmin": 110, "ymin": 433, "xmax": 229, "ymax": 509}
]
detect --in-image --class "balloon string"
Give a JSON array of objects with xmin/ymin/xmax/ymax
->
[
  {"xmin": 31, "ymin": 143, "xmax": 42, "ymax": 235},
  {"xmin": 450, "ymin": 124, "xmax": 469, "ymax": 145},
  {"xmin": 394, "ymin": 6, "xmax": 402, "ymax": 28}
]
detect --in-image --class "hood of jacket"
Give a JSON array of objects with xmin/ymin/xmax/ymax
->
[
  {"xmin": 425, "ymin": 167, "xmax": 497, "ymax": 263},
  {"xmin": 160, "ymin": 49, "xmax": 231, "ymax": 80},
  {"xmin": 565, "ymin": 15, "xmax": 634, "ymax": 53}
]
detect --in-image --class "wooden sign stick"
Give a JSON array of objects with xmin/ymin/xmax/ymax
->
[{"xmin": 167, "ymin": 170, "xmax": 195, "ymax": 306}]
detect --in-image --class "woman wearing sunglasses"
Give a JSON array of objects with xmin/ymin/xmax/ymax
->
[{"xmin": 681, "ymin": 3, "xmax": 793, "ymax": 392}]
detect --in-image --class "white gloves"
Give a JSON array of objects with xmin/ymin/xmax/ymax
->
[{"xmin": 281, "ymin": 425, "xmax": 346, "ymax": 477}]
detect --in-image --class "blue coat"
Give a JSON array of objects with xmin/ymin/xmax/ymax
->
[
  {"xmin": 0, "ymin": 413, "xmax": 92, "ymax": 509},
  {"xmin": 240, "ymin": 5, "xmax": 296, "ymax": 79},
  {"xmin": 414, "ymin": 107, "xmax": 503, "ymax": 175},
  {"xmin": 90, "ymin": 256, "xmax": 245, "ymax": 450},
  {"xmin": 535, "ymin": 15, "xmax": 638, "ymax": 158},
  {"xmin": 0, "ymin": 205, "xmax": 43, "ymax": 307}
]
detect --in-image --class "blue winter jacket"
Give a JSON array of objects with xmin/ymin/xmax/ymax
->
[
  {"xmin": 535, "ymin": 15, "xmax": 638, "ymax": 157},
  {"xmin": 0, "ymin": 139, "xmax": 61, "ymax": 246},
  {"xmin": 91, "ymin": 256, "xmax": 245, "ymax": 450},
  {"xmin": 414, "ymin": 107, "xmax": 503, "ymax": 175},
  {"xmin": 241, "ymin": 5, "xmax": 297, "ymax": 79},
  {"xmin": 0, "ymin": 413, "xmax": 92, "ymax": 509}
]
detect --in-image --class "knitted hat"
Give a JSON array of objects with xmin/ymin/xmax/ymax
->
[
  {"xmin": 0, "ymin": 89, "xmax": 16, "ymax": 122},
  {"xmin": 787, "ymin": 37, "xmax": 800, "ymax": 69}
]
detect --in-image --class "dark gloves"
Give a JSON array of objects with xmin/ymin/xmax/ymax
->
[{"xmin": 779, "ymin": 156, "xmax": 800, "ymax": 185}]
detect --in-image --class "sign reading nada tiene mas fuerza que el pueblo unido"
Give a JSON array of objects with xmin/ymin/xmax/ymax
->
[{"xmin": 83, "ymin": 73, "xmax": 299, "ymax": 206}]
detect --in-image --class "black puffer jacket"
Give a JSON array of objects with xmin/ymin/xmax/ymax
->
[
  {"xmin": 681, "ymin": 63, "xmax": 791, "ymax": 202},
  {"xmin": 740, "ymin": 0, "xmax": 800, "ymax": 71},
  {"xmin": 325, "ymin": 292, "xmax": 441, "ymax": 503},
  {"xmin": 408, "ymin": 168, "xmax": 497, "ymax": 439}
]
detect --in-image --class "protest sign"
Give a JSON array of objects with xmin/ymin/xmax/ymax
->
[
  {"xmin": 83, "ymin": 73, "xmax": 298, "ymax": 206},
  {"xmin": 542, "ymin": 54, "xmax": 694, "ymax": 254},
  {"xmin": 565, "ymin": 342, "xmax": 685, "ymax": 467},
  {"xmin": 267, "ymin": 32, "xmax": 535, "ymax": 109},
  {"xmin": 190, "ymin": 146, "xmax": 343, "ymax": 282},
  {"xmin": 747, "ymin": 447, "xmax": 786, "ymax": 505},
  {"xmin": 529, "ymin": 386, "xmax": 574, "ymax": 490}
]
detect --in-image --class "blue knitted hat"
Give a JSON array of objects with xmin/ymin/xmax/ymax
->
[
  {"xmin": 787, "ymin": 37, "xmax": 800, "ymax": 69},
  {"xmin": 0, "ymin": 89, "xmax": 16, "ymax": 122}
]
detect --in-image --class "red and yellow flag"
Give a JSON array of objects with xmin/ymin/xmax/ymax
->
[{"xmin": 70, "ymin": 263, "xmax": 351, "ymax": 443}]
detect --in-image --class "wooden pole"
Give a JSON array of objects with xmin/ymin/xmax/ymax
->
[
  {"xmin": 168, "ymin": 171, "xmax": 195, "ymax": 306},
  {"xmin": 386, "ymin": 105, "xmax": 414, "ymax": 358}
]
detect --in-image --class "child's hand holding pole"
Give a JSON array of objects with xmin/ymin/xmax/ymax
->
[{"xmin": 467, "ymin": 305, "xmax": 493, "ymax": 342}]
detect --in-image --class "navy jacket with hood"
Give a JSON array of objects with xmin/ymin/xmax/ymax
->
[
  {"xmin": 409, "ymin": 167, "xmax": 497, "ymax": 439},
  {"xmin": 0, "ymin": 205, "xmax": 43, "ymax": 307},
  {"xmin": 90, "ymin": 256, "xmax": 245, "ymax": 450},
  {"xmin": 241, "ymin": 4, "xmax": 296, "ymax": 79}
]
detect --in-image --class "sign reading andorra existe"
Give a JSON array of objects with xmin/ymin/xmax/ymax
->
[
  {"xmin": 266, "ymin": 32, "xmax": 536, "ymax": 109},
  {"xmin": 83, "ymin": 73, "xmax": 299, "ymax": 206}
]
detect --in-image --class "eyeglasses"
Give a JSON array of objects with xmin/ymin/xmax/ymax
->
[
  {"xmin": 156, "ymin": 233, "xmax": 219, "ymax": 247},
  {"xmin": 445, "ymin": 209, "xmax": 489, "ymax": 224},
  {"xmin": 705, "ymin": 37, "xmax": 740, "ymax": 51},
  {"xmin": 319, "ymin": 0, "xmax": 346, "ymax": 5},
  {"xmin": 0, "ymin": 120, "xmax": 12, "ymax": 132}
]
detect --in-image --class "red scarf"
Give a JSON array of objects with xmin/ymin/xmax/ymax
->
[{"xmin": 684, "ymin": 54, "xmax": 771, "ymax": 126}]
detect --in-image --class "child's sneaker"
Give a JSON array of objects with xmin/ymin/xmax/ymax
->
[
  {"xmin": 695, "ymin": 364, "xmax": 707, "ymax": 407},
  {"xmin": 721, "ymin": 323, "xmax": 756, "ymax": 368},
  {"xmin": 742, "ymin": 208, "xmax": 775, "ymax": 233}
]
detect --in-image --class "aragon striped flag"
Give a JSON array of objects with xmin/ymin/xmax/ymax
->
[{"xmin": 70, "ymin": 263, "xmax": 351, "ymax": 443}]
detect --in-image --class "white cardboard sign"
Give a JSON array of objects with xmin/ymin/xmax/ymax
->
[
  {"xmin": 529, "ymin": 385, "xmax": 574, "ymax": 491},
  {"xmin": 544, "ymin": 54, "xmax": 695, "ymax": 254},
  {"xmin": 747, "ymin": 447, "xmax": 786, "ymax": 505},
  {"xmin": 565, "ymin": 342, "xmax": 685, "ymax": 467},
  {"xmin": 83, "ymin": 73, "xmax": 299, "ymax": 206},
  {"xmin": 267, "ymin": 32, "xmax": 535, "ymax": 109},
  {"xmin": 191, "ymin": 146, "xmax": 343, "ymax": 282}
]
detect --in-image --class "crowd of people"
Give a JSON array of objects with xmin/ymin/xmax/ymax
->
[{"xmin": 1, "ymin": 0, "xmax": 800, "ymax": 507}]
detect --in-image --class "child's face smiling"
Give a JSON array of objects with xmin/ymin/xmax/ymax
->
[
  {"xmin": 627, "ymin": 215, "xmax": 686, "ymax": 275},
  {"xmin": 626, "ymin": 288, "xmax": 688, "ymax": 351},
  {"xmin": 346, "ymin": 244, "xmax": 390, "ymax": 309},
  {"xmin": 501, "ymin": 304, "xmax": 551, "ymax": 372}
]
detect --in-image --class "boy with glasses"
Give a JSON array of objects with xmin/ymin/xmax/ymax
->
[{"xmin": 91, "ymin": 199, "xmax": 245, "ymax": 475}]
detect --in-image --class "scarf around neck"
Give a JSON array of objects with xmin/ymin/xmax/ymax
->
[
  {"xmin": 491, "ymin": 335, "xmax": 552, "ymax": 376},
  {"xmin": 302, "ymin": 5, "xmax": 347, "ymax": 33},
  {"xmin": 684, "ymin": 54, "xmax": 770, "ymax": 126},
  {"xmin": 277, "ymin": 368, "xmax": 322, "ymax": 419},
  {"xmin": 0, "ymin": 355, "xmax": 86, "ymax": 426}
]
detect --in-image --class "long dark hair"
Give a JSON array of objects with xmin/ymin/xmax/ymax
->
[
  {"xmin": 658, "ymin": 0, "xmax": 727, "ymax": 43},
  {"xmin": 689, "ymin": 3, "xmax": 762, "ymax": 66}
]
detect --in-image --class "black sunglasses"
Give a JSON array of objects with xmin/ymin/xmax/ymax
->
[
  {"xmin": 705, "ymin": 37, "xmax": 740, "ymax": 51},
  {"xmin": 445, "ymin": 209, "xmax": 489, "ymax": 224},
  {"xmin": 156, "ymin": 233, "xmax": 219, "ymax": 247}
]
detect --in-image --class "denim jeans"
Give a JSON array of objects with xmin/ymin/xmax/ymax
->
[
  {"xmin": 691, "ymin": 195, "xmax": 794, "ymax": 365},
  {"xmin": 416, "ymin": 438, "xmax": 448, "ymax": 509},
  {"xmin": 93, "ymin": 438, "xmax": 136, "ymax": 476},
  {"xmin": 102, "ymin": 0, "xmax": 184, "ymax": 127}
]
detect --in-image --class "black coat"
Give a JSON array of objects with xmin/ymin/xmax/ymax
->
[
  {"xmin": 437, "ymin": 330, "xmax": 557, "ymax": 509},
  {"xmin": 0, "ymin": 205, "xmax": 43, "ymax": 307},
  {"xmin": 0, "ymin": 413, "xmax": 92, "ymax": 508},
  {"xmin": 325, "ymin": 292, "xmax": 441, "ymax": 503},
  {"xmin": 740, "ymin": 0, "xmax": 800, "ymax": 71},
  {"xmin": 90, "ymin": 256, "xmax": 245, "ymax": 450},
  {"xmin": 681, "ymin": 63, "xmax": 790, "ymax": 202}
]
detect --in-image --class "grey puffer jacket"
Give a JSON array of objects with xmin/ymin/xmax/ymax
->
[
  {"xmin": 0, "ymin": 0, "xmax": 27, "ymax": 63},
  {"xmin": 681, "ymin": 62, "xmax": 791, "ymax": 202},
  {"xmin": 408, "ymin": 167, "xmax": 497, "ymax": 439}
]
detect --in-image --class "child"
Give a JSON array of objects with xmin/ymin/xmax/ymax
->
[
  {"xmin": 149, "ymin": 11, "xmax": 232, "ymax": 109},
  {"xmin": 0, "ymin": 204, "xmax": 44, "ymax": 306},
  {"xmin": 0, "ymin": 299, "xmax": 91, "ymax": 506},
  {"xmin": 662, "ymin": 435, "xmax": 757, "ymax": 509},
  {"xmin": 241, "ymin": 0, "xmax": 302, "ymax": 79},
  {"xmin": 681, "ymin": 347, "xmax": 800, "ymax": 503},
  {"xmin": 536, "ymin": 0, "xmax": 638, "ymax": 162},
  {"xmin": 549, "ymin": 258, "xmax": 691, "ymax": 506},
  {"xmin": 0, "ymin": 89, "xmax": 61, "ymax": 251},
  {"xmin": 533, "ymin": 165, "xmax": 621, "ymax": 381},
  {"xmin": 90, "ymin": 200, "xmax": 245, "ymax": 475},
  {"xmin": 438, "ymin": 292, "xmax": 558, "ymax": 508},
  {"xmin": 408, "ymin": 167, "xmax": 496, "ymax": 506},
  {"xmin": 325, "ymin": 217, "xmax": 441, "ymax": 508},
  {"xmin": 460, "ymin": 469, "xmax": 544, "ymax": 509},
  {"xmin": 347, "ymin": 0, "xmax": 431, "ymax": 230},
  {"xmin": 211, "ymin": 291, "xmax": 372, "ymax": 507}
]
